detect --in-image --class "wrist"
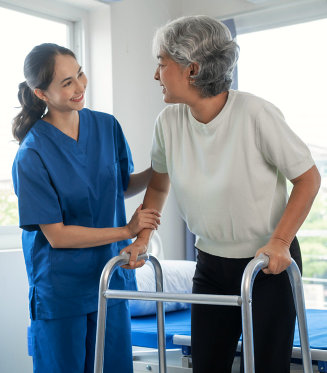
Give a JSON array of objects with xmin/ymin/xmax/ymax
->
[
  {"xmin": 269, "ymin": 236, "xmax": 291, "ymax": 249},
  {"xmin": 122, "ymin": 226, "xmax": 133, "ymax": 240},
  {"xmin": 134, "ymin": 236, "xmax": 149, "ymax": 250}
]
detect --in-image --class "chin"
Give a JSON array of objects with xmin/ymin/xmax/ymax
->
[{"xmin": 163, "ymin": 95, "xmax": 176, "ymax": 104}]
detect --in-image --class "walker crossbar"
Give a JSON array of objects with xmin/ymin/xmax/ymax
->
[
  {"xmin": 94, "ymin": 252, "xmax": 313, "ymax": 373},
  {"xmin": 105, "ymin": 290, "xmax": 241, "ymax": 306}
]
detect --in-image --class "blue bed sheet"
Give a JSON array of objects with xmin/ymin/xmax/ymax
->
[
  {"xmin": 131, "ymin": 308, "xmax": 327, "ymax": 351},
  {"xmin": 131, "ymin": 309, "xmax": 191, "ymax": 349}
]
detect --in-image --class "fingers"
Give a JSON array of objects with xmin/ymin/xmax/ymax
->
[
  {"xmin": 136, "ymin": 204, "xmax": 143, "ymax": 212},
  {"xmin": 262, "ymin": 256, "xmax": 292, "ymax": 275},
  {"xmin": 121, "ymin": 259, "xmax": 145, "ymax": 270},
  {"xmin": 140, "ymin": 208, "xmax": 161, "ymax": 217},
  {"xmin": 120, "ymin": 245, "xmax": 147, "ymax": 269},
  {"xmin": 127, "ymin": 208, "xmax": 161, "ymax": 237}
]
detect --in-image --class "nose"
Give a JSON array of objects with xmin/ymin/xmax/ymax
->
[
  {"xmin": 76, "ymin": 74, "xmax": 87, "ymax": 92},
  {"xmin": 154, "ymin": 67, "xmax": 159, "ymax": 81}
]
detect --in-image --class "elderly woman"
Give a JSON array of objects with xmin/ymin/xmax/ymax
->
[{"xmin": 122, "ymin": 15, "xmax": 321, "ymax": 373}]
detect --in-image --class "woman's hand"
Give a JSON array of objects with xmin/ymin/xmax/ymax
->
[
  {"xmin": 126, "ymin": 204, "xmax": 160, "ymax": 238},
  {"xmin": 120, "ymin": 237, "xmax": 149, "ymax": 269},
  {"xmin": 255, "ymin": 238, "xmax": 292, "ymax": 275}
]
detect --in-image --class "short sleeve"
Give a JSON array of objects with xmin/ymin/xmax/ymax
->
[
  {"xmin": 12, "ymin": 148, "xmax": 63, "ymax": 231},
  {"xmin": 151, "ymin": 115, "xmax": 168, "ymax": 173},
  {"xmin": 256, "ymin": 102, "xmax": 315, "ymax": 180},
  {"xmin": 115, "ymin": 119, "xmax": 134, "ymax": 191}
]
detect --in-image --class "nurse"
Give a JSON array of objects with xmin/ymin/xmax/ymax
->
[{"xmin": 12, "ymin": 43, "xmax": 160, "ymax": 373}]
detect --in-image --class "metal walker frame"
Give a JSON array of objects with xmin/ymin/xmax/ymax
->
[{"xmin": 94, "ymin": 252, "xmax": 313, "ymax": 373}]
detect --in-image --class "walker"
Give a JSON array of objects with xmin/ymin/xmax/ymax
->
[{"xmin": 94, "ymin": 252, "xmax": 313, "ymax": 373}]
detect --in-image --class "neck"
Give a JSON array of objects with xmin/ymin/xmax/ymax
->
[
  {"xmin": 188, "ymin": 91, "xmax": 229, "ymax": 124},
  {"xmin": 43, "ymin": 110, "xmax": 80, "ymax": 140}
]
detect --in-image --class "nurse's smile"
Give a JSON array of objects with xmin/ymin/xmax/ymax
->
[{"xmin": 71, "ymin": 93, "xmax": 84, "ymax": 102}]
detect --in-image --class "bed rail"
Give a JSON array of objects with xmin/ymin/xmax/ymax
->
[{"xmin": 94, "ymin": 252, "xmax": 312, "ymax": 373}]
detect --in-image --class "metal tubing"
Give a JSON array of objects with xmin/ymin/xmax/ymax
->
[
  {"xmin": 286, "ymin": 261, "xmax": 313, "ymax": 373},
  {"xmin": 94, "ymin": 252, "xmax": 149, "ymax": 373},
  {"xmin": 241, "ymin": 253, "xmax": 269, "ymax": 373},
  {"xmin": 149, "ymin": 255, "xmax": 166, "ymax": 373},
  {"xmin": 241, "ymin": 254, "xmax": 313, "ymax": 373},
  {"xmin": 105, "ymin": 290, "xmax": 241, "ymax": 306},
  {"xmin": 95, "ymin": 252, "xmax": 313, "ymax": 373}
]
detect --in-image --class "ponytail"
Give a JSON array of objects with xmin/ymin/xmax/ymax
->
[{"xmin": 12, "ymin": 81, "xmax": 46, "ymax": 144}]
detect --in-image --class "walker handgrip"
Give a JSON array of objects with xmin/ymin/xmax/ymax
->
[
  {"xmin": 120, "ymin": 251, "xmax": 149, "ymax": 264},
  {"xmin": 257, "ymin": 253, "xmax": 270, "ymax": 268}
]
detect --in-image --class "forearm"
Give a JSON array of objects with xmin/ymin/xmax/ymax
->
[
  {"xmin": 135, "ymin": 171, "xmax": 170, "ymax": 246},
  {"xmin": 124, "ymin": 167, "xmax": 152, "ymax": 198},
  {"xmin": 270, "ymin": 166, "xmax": 321, "ymax": 246},
  {"xmin": 40, "ymin": 223, "xmax": 131, "ymax": 249}
]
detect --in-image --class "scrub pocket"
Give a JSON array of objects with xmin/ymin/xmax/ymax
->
[{"xmin": 50, "ymin": 248, "xmax": 98, "ymax": 297}]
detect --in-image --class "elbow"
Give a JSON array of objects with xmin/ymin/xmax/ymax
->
[
  {"xmin": 312, "ymin": 167, "xmax": 321, "ymax": 197},
  {"xmin": 48, "ymin": 237, "xmax": 65, "ymax": 249}
]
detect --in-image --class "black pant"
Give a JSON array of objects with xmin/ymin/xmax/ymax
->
[{"xmin": 191, "ymin": 238, "xmax": 302, "ymax": 373}]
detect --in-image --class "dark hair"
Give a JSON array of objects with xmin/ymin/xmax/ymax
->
[{"xmin": 12, "ymin": 43, "xmax": 76, "ymax": 143}]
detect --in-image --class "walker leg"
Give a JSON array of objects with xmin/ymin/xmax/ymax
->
[
  {"xmin": 286, "ymin": 261, "xmax": 313, "ymax": 373},
  {"xmin": 149, "ymin": 255, "xmax": 167, "ymax": 373}
]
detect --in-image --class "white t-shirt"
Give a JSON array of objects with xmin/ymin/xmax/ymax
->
[{"xmin": 151, "ymin": 90, "xmax": 315, "ymax": 258}]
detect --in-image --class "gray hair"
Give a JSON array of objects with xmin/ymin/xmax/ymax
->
[{"xmin": 153, "ymin": 15, "xmax": 239, "ymax": 97}]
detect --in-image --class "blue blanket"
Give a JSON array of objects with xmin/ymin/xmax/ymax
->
[{"xmin": 131, "ymin": 308, "xmax": 327, "ymax": 351}]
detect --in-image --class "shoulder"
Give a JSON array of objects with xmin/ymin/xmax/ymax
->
[
  {"xmin": 157, "ymin": 103, "xmax": 186, "ymax": 119},
  {"xmin": 231, "ymin": 90, "xmax": 281, "ymax": 118},
  {"xmin": 15, "ymin": 122, "xmax": 45, "ymax": 162},
  {"xmin": 156, "ymin": 104, "xmax": 188, "ymax": 128},
  {"xmin": 13, "ymin": 141, "xmax": 43, "ymax": 172},
  {"xmin": 80, "ymin": 107, "xmax": 117, "ymax": 125}
]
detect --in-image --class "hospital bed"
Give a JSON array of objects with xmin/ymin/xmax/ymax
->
[{"xmin": 94, "ymin": 252, "xmax": 317, "ymax": 373}]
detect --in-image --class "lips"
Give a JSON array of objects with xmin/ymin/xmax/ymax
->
[{"xmin": 71, "ymin": 93, "xmax": 84, "ymax": 102}]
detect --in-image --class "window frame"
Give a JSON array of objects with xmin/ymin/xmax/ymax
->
[
  {"xmin": 227, "ymin": 0, "xmax": 327, "ymax": 36},
  {"xmin": 0, "ymin": 0, "xmax": 89, "ymax": 250},
  {"xmin": 231, "ymin": 3, "xmax": 327, "ymax": 308}
]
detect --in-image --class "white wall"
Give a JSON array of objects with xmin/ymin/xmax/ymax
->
[
  {"xmin": 108, "ymin": 0, "xmax": 186, "ymax": 259},
  {"xmin": 0, "ymin": 250, "xmax": 32, "ymax": 373}
]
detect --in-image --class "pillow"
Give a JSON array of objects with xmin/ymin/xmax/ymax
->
[{"xmin": 129, "ymin": 260, "xmax": 196, "ymax": 317}]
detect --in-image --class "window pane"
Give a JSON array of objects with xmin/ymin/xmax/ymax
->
[
  {"xmin": 0, "ymin": 7, "xmax": 69, "ymax": 226},
  {"xmin": 238, "ymin": 18, "xmax": 327, "ymax": 309}
]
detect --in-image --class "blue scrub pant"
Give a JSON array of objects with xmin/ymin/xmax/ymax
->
[{"xmin": 30, "ymin": 301, "xmax": 133, "ymax": 373}]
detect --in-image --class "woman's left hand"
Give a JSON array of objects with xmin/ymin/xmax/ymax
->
[
  {"xmin": 120, "ymin": 238, "xmax": 148, "ymax": 269},
  {"xmin": 255, "ymin": 238, "xmax": 292, "ymax": 275}
]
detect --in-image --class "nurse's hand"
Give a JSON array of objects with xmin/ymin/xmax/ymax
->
[
  {"xmin": 127, "ymin": 204, "xmax": 160, "ymax": 238},
  {"xmin": 120, "ymin": 237, "xmax": 148, "ymax": 269},
  {"xmin": 255, "ymin": 238, "xmax": 292, "ymax": 275}
]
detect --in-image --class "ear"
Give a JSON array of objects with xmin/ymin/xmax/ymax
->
[
  {"xmin": 34, "ymin": 88, "xmax": 48, "ymax": 102},
  {"xmin": 189, "ymin": 62, "xmax": 199, "ymax": 78}
]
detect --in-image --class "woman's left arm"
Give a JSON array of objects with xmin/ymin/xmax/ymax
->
[
  {"xmin": 256, "ymin": 165, "xmax": 321, "ymax": 274},
  {"xmin": 124, "ymin": 167, "xmax": 153, "ymax": 198}
]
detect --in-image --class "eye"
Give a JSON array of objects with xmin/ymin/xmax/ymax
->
[
  {"xmin": 78, "ymin": 71, "xmax": 84, "ymax": 78},
  {"xmin": 63, "ymin": 81, "xmax": 72, "ymax": 87}
]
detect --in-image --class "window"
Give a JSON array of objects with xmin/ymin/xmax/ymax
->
[
  {"xmin": 237, "ymin": 18, "xmax": 327, "ymax": 309},
  {"xmin": 0, "ymin": 6, "xmax": 70, "ymax": 228}
]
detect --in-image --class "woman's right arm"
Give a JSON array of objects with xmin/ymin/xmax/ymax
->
[
  {"xmin": 120, "ymin": 170, "xmax": 170, "ymax": 268},
  {"xmin": 40, "ymin": 205, "xmax": 160, "ymax": 249}
]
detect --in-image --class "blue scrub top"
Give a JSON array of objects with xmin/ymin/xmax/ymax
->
[{"xmin": 12, "ymin": 108, "xmax": 136, "ymax": 320}]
